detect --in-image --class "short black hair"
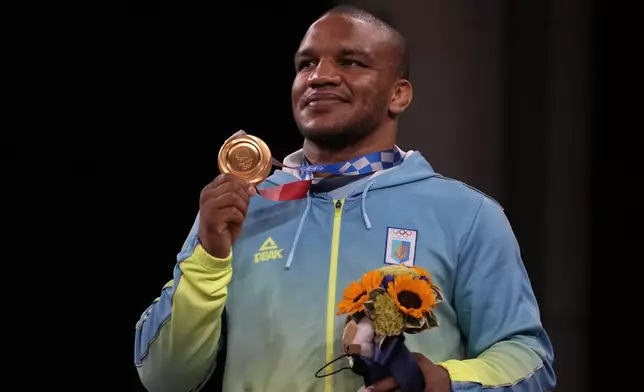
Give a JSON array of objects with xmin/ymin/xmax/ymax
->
[{"xmin": 321, "ymin": 4, "xmax": 410, "ymax": 80}]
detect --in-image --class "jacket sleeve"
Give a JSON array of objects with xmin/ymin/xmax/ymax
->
[
  {"xmin": 134, "ymin": 215, "xmax": 232, "ymax": 392},
  {"xmin": 436, "ymin": 198, "xmax": 556, "ymax": 392}
]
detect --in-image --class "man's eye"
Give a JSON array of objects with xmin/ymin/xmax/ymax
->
[
  {"xmin": 298, "ymin": 60, "xmax": 317, "ymax": 70},
  {"xmin": 340, "ymin": 60, "xmax": 362, "ymax": 67}
]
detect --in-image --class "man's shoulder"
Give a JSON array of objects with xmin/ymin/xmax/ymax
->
[{"xmin": 422, "ymin": 175, "xmax": 503, "ymax": 210}]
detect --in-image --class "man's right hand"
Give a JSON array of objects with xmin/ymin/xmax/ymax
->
[{"xmin": 198, "ymin": 173, "xmax": 256, "ymax": 259}]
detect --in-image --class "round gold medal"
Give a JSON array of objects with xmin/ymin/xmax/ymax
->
[{"xmin": 217, "ymin": 134, "xmax": 272, "ymax": 185}]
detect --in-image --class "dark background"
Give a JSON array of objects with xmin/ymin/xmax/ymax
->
[
  {"xmin": 87, "ymin": 0, "xmax": 621, "ymax": 390},
  {"xmin": 92, "ymin": 2, "xmax": 335, "ymax": 390}
]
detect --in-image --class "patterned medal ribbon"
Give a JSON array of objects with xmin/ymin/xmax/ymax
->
[
  {"xmin": 217, "ymin": 131, "xmax": 402, "ymax": 201},
  {"xmin": 259, "ymin": 149, "xmax": 403, "ymax": 201}
]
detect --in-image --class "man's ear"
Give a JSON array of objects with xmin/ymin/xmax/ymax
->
[{"xmin": 389, "ymin": 79, "xmax": 413, "ymax": 115}]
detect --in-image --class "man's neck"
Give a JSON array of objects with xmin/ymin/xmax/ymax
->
[
  {"xmin": 303, "ymin": 139, "xmax": 395, "ymax": 166},
  {"xmin": 302, "ymin": 137, "xmax": 396, "ymax": 178}
]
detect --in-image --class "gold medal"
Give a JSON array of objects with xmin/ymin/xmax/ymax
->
[{"xmin": 217, "ymin": 134, "xmax": 273, "ymax": 185}]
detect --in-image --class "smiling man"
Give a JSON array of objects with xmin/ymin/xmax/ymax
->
[
  {"xmin": 134, "ymin": 5, "xmax": 556, "ymax": 392},
  {"xmin": 292, "ymin": 6, "xmax": 411, "ymax": 161}
]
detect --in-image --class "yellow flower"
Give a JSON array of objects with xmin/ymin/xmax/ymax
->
[
  {"xmin": 387, "ymin": 274, "xmax": 436, "ymax": 319},
  {"xmin": 412, "ymin": 266, "xmax": 433, "ymax": 282},
  {"xmin": 361, "ymin": 270, "xmax": 384, "ymax": 293},
  {"xmin": 337, "ymin": 270, "xmax": 384, "ymax": 315},
  {"xmin": 372, "ymin": 292, "xmax": 405, "ymax": 336}
]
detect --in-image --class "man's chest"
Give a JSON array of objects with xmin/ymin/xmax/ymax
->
[{"xmin": 230, "ymin": 201, "xmax": 456, "ymax": 302}]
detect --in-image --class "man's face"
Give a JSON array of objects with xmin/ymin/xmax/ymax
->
[{"xmin": 292, "ymin": 14, "xmax": 398, "ymax": 147}]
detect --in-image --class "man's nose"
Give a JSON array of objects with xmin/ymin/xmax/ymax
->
[{"xmin": 307, "ymin": 60, "xmax": 342, "ymax": 87}]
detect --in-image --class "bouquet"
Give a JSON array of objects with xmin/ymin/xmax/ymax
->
[{"xmin": 336, "ymin": 264, "xmax": 443, "ymax": 392}]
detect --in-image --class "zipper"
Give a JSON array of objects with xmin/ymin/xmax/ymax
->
[{"xmin": 325, "ymin": 198, "xmax": 345, "ymax": 392}]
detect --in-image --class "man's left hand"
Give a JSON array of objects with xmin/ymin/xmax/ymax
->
[{"xmin": 364, "ymin": 352, "xmax": 451, "ymax": 392}]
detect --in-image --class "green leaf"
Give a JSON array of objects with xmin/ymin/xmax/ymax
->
[
  {"xmin": 406, "ymin": 326, "xmax": 428, "ymax": 334},
  {"xmin": 351, "ymin": 311, "xmax": 365, "ymax": 323},
  {"xmin": 424, "ymin": 310, "xmax": 440, "ymax": 329},
  {"xmin": 404, "ymin": 318, "xmax": 429, "ymax": 334},
  {"xmin": 363, "ymin": 301, "xmax": 375, "ymax": 319},
  {"xmin": 406, "ymin": 316, "xmax": 423, "ymax": 328},
  {"xmin": 433, "ymin": 286, "xmax": 444, "ymax": 303},
  {"xmin": 369, "ymin": 287, "xmax": 386, "ymax": 300}
]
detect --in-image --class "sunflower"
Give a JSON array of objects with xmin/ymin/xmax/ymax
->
[
  {"xmin": 387, "ymin": 274, "xmax": 436, "ymax": 319},
  {"xmin": 361, "ymin": 269, "xmax": 385, "ymax": 293},
  {"xmin": 412, "ymin": 266, "xmax": 433, "ymax": 282},
  {"xmin": 337, "ymin": 270, "xmax": 384, "ymax": 315}
]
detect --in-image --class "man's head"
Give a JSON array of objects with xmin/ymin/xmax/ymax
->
[{"xmin": 291, "ymin": 5, "xmax": 412, "ymax": 150}]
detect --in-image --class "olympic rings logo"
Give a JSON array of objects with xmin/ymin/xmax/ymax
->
[{"xmin": 392, "ymin": 229, "xmax": 413, "ymax": 237}]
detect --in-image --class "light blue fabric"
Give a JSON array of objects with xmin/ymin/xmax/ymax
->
[{"xmin": 210, "ymin": 150, "xmax": 554, "ymax": 391}]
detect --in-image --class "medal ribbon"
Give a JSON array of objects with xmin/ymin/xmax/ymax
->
[{"xmin": 257, "ymin": 149, "xmax": 403, "ymax": 201}]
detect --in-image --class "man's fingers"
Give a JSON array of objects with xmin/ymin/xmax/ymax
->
[
  {"xmin": 366, "ymin": 354, "xmax": 432, "ymax": 392},
  {"xmin": 203, "ymin": 173, "xmax": 253, "ymax": 195},
  {"xmin": 212, "ymin": 191, "xmax": 250, "ymax": 217},
  {"xmin": 411, "ymin": 352, "xmax": 430, "ymax": 365},
  {"xmin": 215, "ymin": 207, "xmax": 245, "ymax": 228},
  {"xmin": 366, "ymin": 376, "xmax": 399, "ymax": 392},
  {"xmin": 201, "ymin": 195, "xmax": 249, "ymax": 228},
  {"xmin": 201, "ymin": 180, "xmax": 249, "ymax": 201},
  {"xmin": 201, "ymin": 182, "xmax": 250, "ymax": 209}
]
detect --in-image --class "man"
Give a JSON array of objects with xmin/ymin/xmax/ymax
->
[{"xmin": 134, "ymin": 5, "xmax": 556, "ymax": 392}]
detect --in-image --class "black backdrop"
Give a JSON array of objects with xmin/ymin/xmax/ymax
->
[
  {"xmin": 88, "ymin": 1, "xmax": 618, "ymax": 391},
  {"xmin": 94, "ymin": 2, "xmax": 333, "ymax": 390}
]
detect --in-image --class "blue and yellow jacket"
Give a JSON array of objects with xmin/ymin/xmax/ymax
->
[{"xmin": 134, "ymin": 149, "xmax": 556, "ymax": 392}]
